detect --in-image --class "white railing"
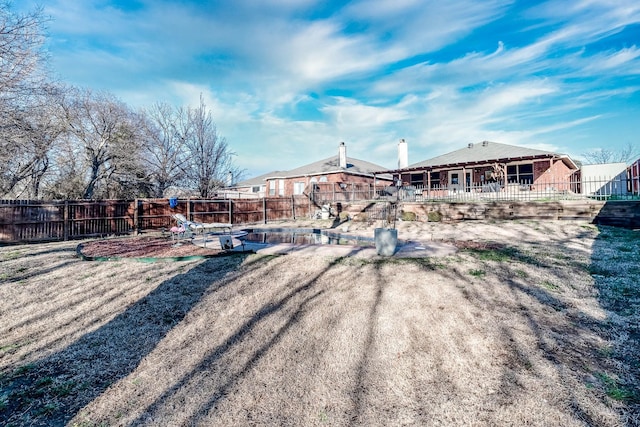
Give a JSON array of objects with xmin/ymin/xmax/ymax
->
[{"xmin": 307, "ymin": 176, "xmax": 640, "ymax": 203}]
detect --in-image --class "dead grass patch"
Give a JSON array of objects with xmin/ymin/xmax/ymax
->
[{"xmin": 0, "ymin": 220, "xmax": 638, "ymax": 426}]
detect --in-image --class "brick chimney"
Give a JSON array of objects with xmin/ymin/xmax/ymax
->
[
  {"xmin": 339, "ymin": 142, "xmax": 347, "ymax": 168},
  {"xmin": 398, "ymin": 138, "xmax": 408, "ymax": 169}
]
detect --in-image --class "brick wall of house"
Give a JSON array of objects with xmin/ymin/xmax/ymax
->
[
  {"xmin": 267, "ymin": 173, "xmax": 390, "ymax": 197},
  {"xmin": 533, "ymin": 159, "xmax": 575, "ymax": 191}
]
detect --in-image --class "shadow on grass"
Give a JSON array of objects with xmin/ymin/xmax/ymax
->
[
  {"xmin": 590, "ymin": 226, "xmax": 640, "ymax": 407},
  {"xmin": 458, "ymin": 225, "xmax": 640, "ymax": 425},
  {"xmin": 130, "ymin": 247, "xmax": 369, "ymax": 426},
  {"xmin": 0, "ymin": 253, "xmax": 253, "ymax": 426},
  {"xmin": 0, "ymin": 242, "xmax": 78, "ymax": 286},
  {"xmin": 349, "ymin": 260, "xmax": 385, "ymax": 426}
]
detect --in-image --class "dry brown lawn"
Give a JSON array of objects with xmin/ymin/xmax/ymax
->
[{"xmin": 0, "ymin": 219, "xmax": 638, "ymax": 426}]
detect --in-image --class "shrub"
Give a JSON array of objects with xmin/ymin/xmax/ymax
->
[
  {"xmin": 427, "ymin": 211, "xmax": 442, "ymax": 222},
  {"xmin": 400, "ymin": 211, "xmax": 417, "ymax": 221}
]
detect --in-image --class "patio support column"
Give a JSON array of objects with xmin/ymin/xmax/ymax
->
[{"xmin": 462, "ymin": 166, "xmax": 467, "ymax": 192}]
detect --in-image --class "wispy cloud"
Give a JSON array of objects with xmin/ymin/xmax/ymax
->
[{"xmin": 15, "ymin": 0, "xmax": 640, "ymax": 173}]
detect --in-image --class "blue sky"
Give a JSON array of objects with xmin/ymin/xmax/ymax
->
[{"xmin": 18, "ymin": 0, "xmax": 640, "ymax": 177}]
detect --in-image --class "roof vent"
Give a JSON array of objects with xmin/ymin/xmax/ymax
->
[
  {"xmin": 468, "ymin": 143, "xmax": 474, "ymax": 149},
  {"xmin": 482, "ymin": 141, "xmax": 489, "ymax": 147}
]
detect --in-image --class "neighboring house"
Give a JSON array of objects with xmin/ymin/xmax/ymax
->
[
  {"xmin": 631, "ymin": 158, "xmax": 640, "ymax": 195},
  {"xmin": 263, "ymin": 142, "xmax": 393, "ymax": 198},
  {"xmin": 224, "ymin": 171, "xmax": 285, "ymax": 198},
  {"xmin": 389, "ymin": 141, "xmax": 579, "ymax": 193},
  {"xmin": 579, "ymin": 163, "xmax": 629, "ymax": 197}
]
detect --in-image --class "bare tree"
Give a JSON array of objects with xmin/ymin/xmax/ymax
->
[
  {"xmin": 0, "ymin": 2, "xmax": 48, "ymax": 102},
  {"xmin": 582, "ymin": 142, "xmax": 640, "ymax": 165},
  {"xmin": 0, "ymin": 3, "xmax": 57, "ymax": 198},
  {"xmin": 183, "ymin": 95, "xmax": 238, "ymax": 198},
  {"xmin": 55, "ymin": 88, "xmax": 144, "ymax": 199},
  {"xmin": 140, "ymin": 102, "xmax": 190, "ymax": 197}
]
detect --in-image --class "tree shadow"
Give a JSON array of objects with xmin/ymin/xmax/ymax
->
[
  {"xmin": 0, "ymin": 253, "xmax": 255, "ymax": 426},
  {"xmin": 456, "ymin": 225, "xmax": 640, "ymax": 425},
  {"xmin": 589, "ymin": 226, "xmax": 640, "ymax": 408},
  {"xmin": 126, "ymin": 250, "xmax": 371, "ymax": 426}
]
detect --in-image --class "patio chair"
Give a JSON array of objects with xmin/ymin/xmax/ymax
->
[{"xmin": 172, "ymin": 213, "xmax": 232, "ymax": 236}]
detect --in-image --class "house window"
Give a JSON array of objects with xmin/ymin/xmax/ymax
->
[
  {"xmin": 293, "ymin": 182, "xmax": 305, "ymax": 195},
  {"xmin": 507, "ymin": 164, "xmax": 534, "ymax": 184},
  {"xmin": 319, "ymin": 176, "xmax": 328, "ymax": 182},
  {"xmin": 430, "ymin": 172, "xmax": 440, "ymax": 188},
  {"xmin": 519, "ymin": 164, "xmax": 533, "ymax": 183},
  {"xmin": 269, "ymin": 180, "xmax": 275, "ymax": 196},
  {"xmin": 278, "ymin": 179, "xmax": 285, "ymax": 196},
  {"xmin": 410, "ymin": 173, "xmax": 423, "ymax": 186},
  {"xmin": 251, "ymin": 186, "xmax": 261, "ymax": 193}
]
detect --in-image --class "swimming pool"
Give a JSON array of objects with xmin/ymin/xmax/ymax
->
[{"xmin": 240, "ymin": 228, "xmax": 379, "ymax": 247}]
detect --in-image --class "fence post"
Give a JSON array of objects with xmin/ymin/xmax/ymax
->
[
  {"xmin": 263, "ymin": 198, "xmax": 267, "ymax": 224},
  {"xmin": 291, "ymin": 196, "xmax": 295, "ymax": 219},
  {"xmin": 63, "ymin": 200, "xmax": 69, "ymax": 241},
  {"xmin": 187, "ymin": 198, "xmax": 191, "ymax": 221},
  {"xmin": 133, "ymin": 198, "xmax": 139, "ymax": 234},
  {"xmin": 229, "ymin": 199, "xmax": 233, "ymax": 225}
]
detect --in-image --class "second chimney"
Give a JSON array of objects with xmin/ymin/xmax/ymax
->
[
  {"xmin": 398, "ymin": 138, "xmax": 408, "ymax": 169},
  {"xmin": 339, "ymin": 142, "xmax": 347, "ymax": 168}
]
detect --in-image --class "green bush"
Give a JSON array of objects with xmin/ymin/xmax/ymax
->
[
  {"xmin": 427, "ymin": 211, "xmax": 442, "ymax": 222},
  {"xmin": 400, "ymin": 211, "xmax": 417, "ymax": 221}
]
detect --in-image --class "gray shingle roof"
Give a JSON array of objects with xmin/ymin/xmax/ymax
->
[
  {"xmin": 234, "ymin": 171, "xmax": 285, "ymax": 187},
  {"xmin": 409, "ymin": 141, "xmax": 577, "ymax": 169},
  {"xmin": 265, "ymin": 155, "xmax": 393, "ymax": 180}
]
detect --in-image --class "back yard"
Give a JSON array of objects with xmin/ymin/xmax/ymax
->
[{"xmin": 0, "ymin": 220, "xmax": 638, "ymax": 426}]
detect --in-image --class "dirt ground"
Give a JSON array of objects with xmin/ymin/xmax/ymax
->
[{"xmin": 0, "ymin": 219, "xmax": 638, "ymax": 426}]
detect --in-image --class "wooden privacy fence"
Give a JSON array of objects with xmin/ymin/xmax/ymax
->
[
  {"xmin": 0, "ymin": 197, "xmax": 313, "ymax": 243},
  {"xmin": 2, "ymin": 198, "xmax": 639, "ymax": 243}
]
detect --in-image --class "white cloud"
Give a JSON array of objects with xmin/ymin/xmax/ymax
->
[{"xmin": 14, "ymin": 0, "xmax": 640, "ymax": 176}]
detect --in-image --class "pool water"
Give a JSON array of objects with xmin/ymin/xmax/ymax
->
[{"xmin": 240, "ymin": 228, "xmax": 377, "ymax": 247}]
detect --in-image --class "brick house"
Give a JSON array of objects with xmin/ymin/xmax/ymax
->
[
  {"xmin": 224, "ymin": 171, "xmax": 284, "ymax": 198},
  {"xmin": 631, "ymin": 158, "xmax": 640, "ymax": 195},
  {"xmin": 390, "ymin": 141, "xmax": 579, "ymax": 193},
  {"xmin": 262, "ymin": 142, "xmax": 393, "ymax": 198}
]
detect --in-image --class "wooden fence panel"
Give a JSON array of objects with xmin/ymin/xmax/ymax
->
[
  {"xmin": 0, "ymin": 200, "xmax": 65, "ymax": 241},
  {"xmin": 138, "ymin": 199, "xmax": 174, "ymax": 230},
  {"xmin": 67, "ymin": 200, "xmax": 133, "ymax": 238},
  {"xmin": 190, "ymin": 200, "xmax": 230, "ymax": 224},
  {"xmin": 292, "ymin": 196, "xmax": 311, "ymax": 219},
  {"xmin": 265, "ymin": 198, "xmax": 293, "ymax": 221},
  {"xmin": 232, "ymin": 199, "xmax": 264, "ymax": 224}
]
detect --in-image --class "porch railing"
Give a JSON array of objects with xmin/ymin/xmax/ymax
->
[{"xmin": 309, "ymin": 176, "xmax": 640, "ymax": 203}]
